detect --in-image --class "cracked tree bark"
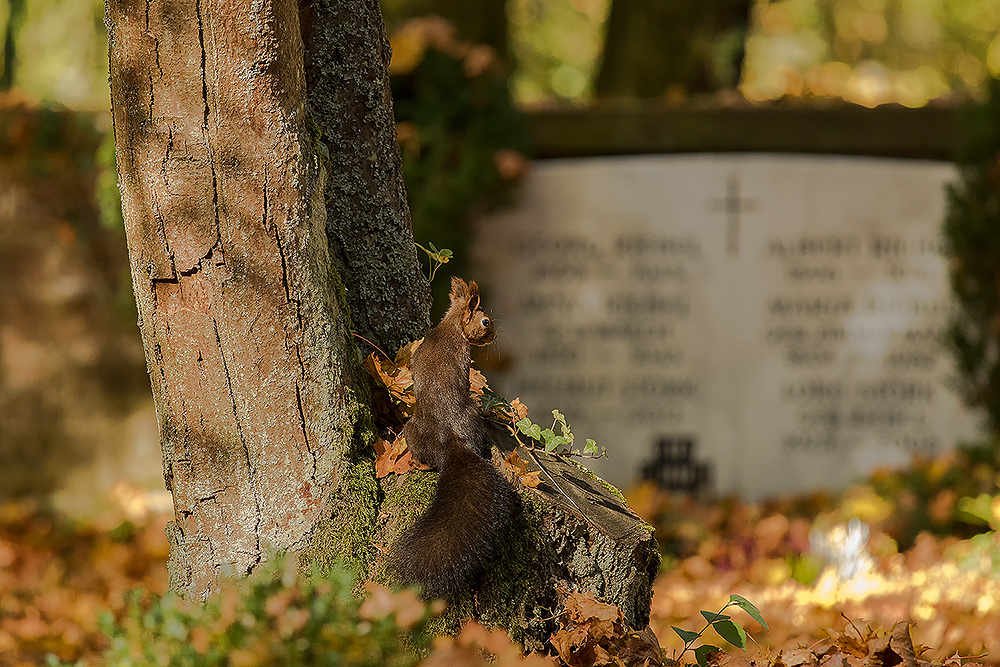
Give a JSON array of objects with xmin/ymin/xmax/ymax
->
[{"xmin": 105, "ymin": 0, "xmax": 399, "ymax": 599}]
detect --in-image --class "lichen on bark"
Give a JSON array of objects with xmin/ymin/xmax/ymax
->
[{"xmin": 300, "ymin": 0, "xmax": 432, "ymax": 355}]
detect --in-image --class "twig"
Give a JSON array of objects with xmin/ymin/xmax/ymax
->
[
  {"xmin": 507, "ymin": 424, "xmax": 596, "ymax": 530},
  {"xmin": 352, "ymin": 332, "xmax": 392, "ymax": 361}
]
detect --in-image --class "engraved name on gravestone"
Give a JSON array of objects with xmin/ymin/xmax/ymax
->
[{"xmin": 474, "ymin": 155, "xmax": 982, "ymax": 498}]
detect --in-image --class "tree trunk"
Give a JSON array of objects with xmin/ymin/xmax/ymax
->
[
  {"xmin": 106, "ymin": 0, "xmax": 381, "ymax": 600},
  {"xmin": 107, "ymin": 0, "xmax": 658, "ymax": 641},
  {"xmin": 596, "ymin": 0, "xmax": 751, "ymax": 98},
  {"xmin": 0, "ymin": 0, "xmax": 24, "ymax": 90},
  {"xmin": 299, "ymin": 0, "xmax": 432, "ymax": 355}
]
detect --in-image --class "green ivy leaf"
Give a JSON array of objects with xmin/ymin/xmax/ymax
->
[
  {"xmin": 694, "ymin": 644, "xmax": 720, "ymax": 667},
  {"xmin": 316, "ymin": 140, "xmax": 330, "ymax": 160},
  {"xmin": 700, "ymin": 610, "xmax": 730, "ymax": 624},
  {"xmin": 729, "ymin": 594, "xmax": 768, "ymax": 630},
  {"xmin": 671, "ymin": 626, "xmax": 701, "ymax": 643},
  {"xmin": 712, "ymin": 619, "xmax": 747, "ymax": 649}
]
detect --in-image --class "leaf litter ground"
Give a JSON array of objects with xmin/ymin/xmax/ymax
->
[{"xmin": 1, "ymin": 462, "xmax": 998, "ymax": 666}]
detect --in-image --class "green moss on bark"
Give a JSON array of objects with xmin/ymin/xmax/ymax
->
[{"xmin": 298, "ymin": 455, "xmax": 380, "ymax": 578}]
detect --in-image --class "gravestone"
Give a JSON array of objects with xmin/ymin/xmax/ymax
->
[{"xmin": 474, "ymin": 154, "xmax": 982, "ymax": 498}]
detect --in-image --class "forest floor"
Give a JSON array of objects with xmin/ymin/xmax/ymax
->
[{"xmin": 1, "ymin": 450, "xmax": 997, "ymax": 666}]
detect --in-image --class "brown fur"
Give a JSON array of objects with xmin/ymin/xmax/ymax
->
[{"xmin": 390, "ymin": 277, "xmax": 513, "ymax": 599}]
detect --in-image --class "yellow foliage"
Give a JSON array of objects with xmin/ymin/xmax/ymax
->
[{"xmin": 840, "ymin": 485, "xmax": 893, "ymax": 524}]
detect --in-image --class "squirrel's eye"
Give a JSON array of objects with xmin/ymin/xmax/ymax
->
[{"xmin": 481, "ymin": 317, "xmax": 490, "ymax": 327}]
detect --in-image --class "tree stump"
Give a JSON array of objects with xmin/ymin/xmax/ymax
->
[{"xmin": 371, "ymin": 421, "xmax": 660, "ymax": 650}]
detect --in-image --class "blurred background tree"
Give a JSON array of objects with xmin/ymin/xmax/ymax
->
[
  {"xmin": 594, "ymin": 0, "xmax": 752, "ymax": 98},
  {"xmin": 0, "ymin": 0, "xmax": 107, "ymax": 108},
  {"xmin": 3, "ymin": 0, "xmax": 1000, "ymax": 109},
  {"xmin": 944, "ymin": 77, "xmax": 1000, "ymax": 454},
  {"xmin": 742, "ymin": 0, "xmax": 1000, "ymax": 106}
]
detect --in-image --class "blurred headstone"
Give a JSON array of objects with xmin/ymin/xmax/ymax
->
[{"xmin": 475, "ymin": 155, "xmax": 982, "ymax": 498}]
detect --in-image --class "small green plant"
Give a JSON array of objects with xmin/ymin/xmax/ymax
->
[
  {"xmin": 56, "ymin": 556, "xmax": 438, "ymax": 667},
  {"xmin": 957, "ymin": 493, "xmax": 1000, "ymax": 529},
  {"xmin": 515, "ymin": 409, "xmax": 605, "ymax": 458},
  {"xmin": 390, "ymin": 21, "xmax": 527, "ymax": 282},
  {"xmin": 671, "ymin": 594, "xmax": 767, "ymax": 667},
  {"xmin": 414, "ymin": 241, "xmax": 453, "ymax": 283}
]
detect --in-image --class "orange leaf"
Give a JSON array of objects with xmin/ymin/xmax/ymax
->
[
  {"xmin": 503, "ymin": 451, "xmax": 541, "ymax": 488},
  {"xmin": 395, "ymin": 338, "xmax": 422, "ymax": 365},
  {"xmin": 375, "ymin": 436, "xmax": 417, "ymax": 478},
  {"xmin": 392, "ymin": 448, "xmax": 415, "ymax": 476},
  {"xmin": 564, "ymin": 591, "xmax": 623, "ymax": 626},
  {"xmin": 469, "ymin": 367, "xmax": 489, "ymax": 397},
  {"xmin": 363, "ymin": 352, "xmax": 394, "ymax": 387}
]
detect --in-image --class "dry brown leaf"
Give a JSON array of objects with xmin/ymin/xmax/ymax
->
[
  {"xmin": 395, "ymin": 338, "xmax": 422, "ymax": 365},
  {"xmin": 374, "ymin": 438, "xmax": 396, "ymax": 478},
  {"xmin": 363, "ymin": 351, "xmax": 393, "ymax": 386},
  {"xmin": 711, "ymin": 654, "xmax": 756, "ymax": 667},
  {"xmin": 503, "ymin": 450, "xmax": 542, "ymax": 488},
  {"xmin": 624, "ymin": 626, "xmax": 663, "ymax": 667},
  {"xmin": 469, "ymin": 367, "xmax": 489, "ymax": 397},
  {"xmin": 863, "ymin": 623, "xmax": 916, "ymax": 667},
  {"xmin": 831, "ymin": 624, "xmax": 876, "ymax": 659},
  {"xmin": 826, "ymin": 652, "xmax": 855, "ymax": 667},
  {"xmin": 888, "ymin": 622, "xmax": 917, "ymax": 667},
  {"xmin": 388, "ymin": 366, "xmax": 415, "ymax": 402},
  {"xmin": 491, "ymin": 395, "xmax": 530, "ymax": 424},
  {"xmin": 781, "ymin": 648, "xmax": 816, "ymax": 667},
  {"xmin": 363, "ymin": 349, "xmax": 416, "ymax": 419},
  {"xmin": 564, "ymin": 591, "xmax": 622, "ymax": 626},
  {"xmin": 374, "ymin": 436, "xmax": 424, "ymax": 478},
  {"xmin": 549, "ymin": 591, "xmax": 650, "ymax": 667}
]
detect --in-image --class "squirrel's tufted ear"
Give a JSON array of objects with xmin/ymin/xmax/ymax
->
[
  {"xmin": 467, "ymin": 281, "xmax": 481, "ymax": 312},
  {"xmin": 449, "ymin": 276, "xmax": 471, "ymax": 307}
]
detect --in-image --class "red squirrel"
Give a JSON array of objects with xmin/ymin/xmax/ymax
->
[{"xmin": 390, "ymin": 277, "xmax": 515, "ymax": 599}]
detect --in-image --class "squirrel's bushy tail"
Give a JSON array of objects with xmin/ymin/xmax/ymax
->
[{"xmin": 391, "ymin": 445, "xmax": 514, "ymax": 599}]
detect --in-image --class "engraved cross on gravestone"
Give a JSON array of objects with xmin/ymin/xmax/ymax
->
[{"xmin": 710, "ymin": 174, "xmax": 758, "ymax": 256}]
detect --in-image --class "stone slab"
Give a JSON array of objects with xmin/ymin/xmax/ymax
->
[{"xmin": 474, "ymin": 154, "xmax": 982, "ymax": 498}]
